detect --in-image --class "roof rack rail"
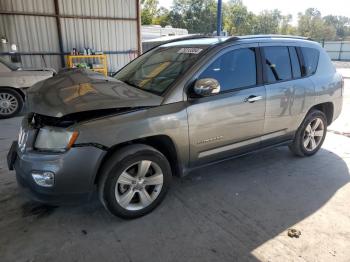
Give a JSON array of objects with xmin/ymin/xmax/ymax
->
[
  {"xmin": 225, "ymin": 34, "xmax": 312, "ymax": 43},
  {"xmin": 142, "ymin": 34, "xmax": 213, "ymax": 51},
  {"xmin": 220, "ymin": 36, "xmax": 239, "ymax": 43},
  {"xmin": 158, "ymin": 34, "xmax": 212, "ymax": 44}
]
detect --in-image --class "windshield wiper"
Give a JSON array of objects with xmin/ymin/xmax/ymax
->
[
  {"xmin": 123, "ymin": 80, "xmax": 140, "ymax": 89},
  {"xmin": 121, "ymin": 79, "xmax": 161, "ymax": 96}
]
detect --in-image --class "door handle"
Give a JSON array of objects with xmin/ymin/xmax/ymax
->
[{"xmin": 244, "ymin": 95, "xmax": 263, "ymax": 103}]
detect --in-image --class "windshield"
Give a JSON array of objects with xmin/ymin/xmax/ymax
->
[
  {"xmin": 114, "ymin": 46, "xmax": 206, "ymax": 95},
  {"xmin": 0, "ymin": 58, "xmax": 19, "ymax": 71}
]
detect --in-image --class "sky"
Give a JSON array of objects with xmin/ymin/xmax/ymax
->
[{"xmin": 159, "ymin": 0, "xmax": 350, "ymax": 24}]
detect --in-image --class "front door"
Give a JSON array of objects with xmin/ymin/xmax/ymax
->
[{"xmin": 187, "ymin": 46, "xmax": 266, "ymax": 166}]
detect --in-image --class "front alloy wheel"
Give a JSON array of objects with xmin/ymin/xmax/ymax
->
[
  {"xmin": 115, "ymin": 160, "xmax": 164, "ymax": 211},
  {"xmin": 98, "ymin": 144, "xmax": 172, "ymax": 219}
]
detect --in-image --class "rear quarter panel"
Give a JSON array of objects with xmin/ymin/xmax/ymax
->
[{"xmin": 310, "ymin": 47, "xmax": 343, "ymax": 122}]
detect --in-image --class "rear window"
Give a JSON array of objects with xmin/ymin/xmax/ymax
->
[{"xmin": 301, "ymin": 47, "xmax": 319, "ymax": 76}]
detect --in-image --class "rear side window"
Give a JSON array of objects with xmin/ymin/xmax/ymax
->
[
  {"xmin": 301, "ymin": 47, "xmax": 319, "ymax": 76},
  {"xmin": 263, "ymin": 46, "xmax": 292, "ymax": 83},
  {"xmin": 199, "ymin": 48, "xmax": 257, "ymax": 92},
  {"xmin": 288, "ymin": 47, "xmax": 302, "ymax": 78}
]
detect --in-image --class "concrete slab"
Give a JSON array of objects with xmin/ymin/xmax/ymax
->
[
  {"xmin": 329, "ymin": 79, "xmax": 350, "ymax": 136},
  {"xmin": 337, "ymin": 68, "xmax": 350, "ymax": 79},
  {"xmin": 1, "ymin": 119, "xmax": 350, "ymax": 262},
  {"xmin": 334, "ymin": 61, "xmax": 350, "ymax": 78}
]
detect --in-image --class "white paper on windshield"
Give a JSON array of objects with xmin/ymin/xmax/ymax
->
[{"xmin": 177, "ymin": 48, "xmax": 203, "ymax": 54}]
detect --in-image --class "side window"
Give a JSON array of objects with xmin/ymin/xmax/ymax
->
[
  {"xmin": 301, "ymin": 47, "xmax": 319, "ymax": 76},
  {"xmin": 263, "ymin": 46, "xmax": 292, "ymax": 83},
  {"xmin": 199, "ymin": 48, "xmax": 257, "ymax": 92},
  {"xmin": 289, "ymin": 47, "xmax": 301, "ymax": 78}
]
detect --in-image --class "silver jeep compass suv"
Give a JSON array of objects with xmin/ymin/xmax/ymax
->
[{"xmin": 7, "ymin": 35, "xmax": 343, "ymax": 218}]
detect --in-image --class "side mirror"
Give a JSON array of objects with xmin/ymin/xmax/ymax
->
[{"xmin": 193, "ymin": 78, "xmax": 220, "ymax": 97}]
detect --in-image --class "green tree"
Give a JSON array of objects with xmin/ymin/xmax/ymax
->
[
  {"xmin": 153, "ymin": 7, "xmax": 170, "ymax": 27},
  {"xmin": 279, "ymin": 14, "xmax": 297, "ymax": 35},
  {"xmin": 169, "ymin": 0, "xmax": 217, "ymax": 34},
  {"xmin": 223, "ymin": 0, "xmax": 255, "ymax": 35},
  {"xmin": 253, "ymin": 9, "xmax": 282, "ymax": 34},
  {"xmin": 141, "ymin": 0, "xmax": 159, "ymax": 25},
  {"xmin": 143, "ymin": 1, "xmax": 350, "ymax": 41},
  {"xmin": 323, "ymin": 15, "xmax": 350, "ymax": 39},
  {"xmin": 297, "ymin": 8, "xmax": 336, "ymax": 40}
]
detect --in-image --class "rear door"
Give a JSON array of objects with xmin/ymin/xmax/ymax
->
[
  {"xmin": 186, "ymin": 45, "xmax": 266, "ymax": 166},
  {"xmin": 260, "ymin": 44, "xmax": 313, "ymax": 145}
]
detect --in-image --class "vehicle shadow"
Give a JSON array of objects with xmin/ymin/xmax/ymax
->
[
  {"xmin": 168, "ymin": 147, "xmax": 350, "ymax": 261},
  {"xmin": 0, "ymin": 145, "xmax": 349, "ymax": 262}
]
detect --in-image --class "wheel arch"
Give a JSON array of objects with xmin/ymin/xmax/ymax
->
[
  {"xmin": 0, "ymin": 86, "xmax": 26, "ymax": 100},
  {"xmin": 308, "ymin": 102, "xmax": 334, "ymax": 126},
  {"xmin": 94, "ymin": 135, "xmax": 182, "ymax": 184}
]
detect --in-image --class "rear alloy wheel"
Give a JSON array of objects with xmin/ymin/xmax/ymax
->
[
  {"xmin": 289, "ymin": 110, "xmax": 327, "ymax": 157},
  {"xmin": 0, "ymin": 88, "xmax": 23, "ymax": 119},
  {"xmin": 98, "ymin": 144, "xmax": 172, "ymax": 219},
  {"xmin": 302, "ymin": 117, "xmax": 325, "ymax": 152}
]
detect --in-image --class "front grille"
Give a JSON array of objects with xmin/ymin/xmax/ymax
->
[
  {"xmin": 30, "ymin": 113, "xmax": 75, "ymax": 128},
  {"xmin": 18, "ymin": 126, "xmax": 28, "ymax": 152}
]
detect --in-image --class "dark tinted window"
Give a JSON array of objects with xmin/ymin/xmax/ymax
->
[
  {"xmin": 289, "ymin": 47, "xmax": 301, "ymax": 78},
  {"xmin": 264, "ymin": 46, "xmax": 292, "ymax": 83},
  {"xmin": 199, "ymin": 48, "xmax": 256, "ymax": 92},
  {"xmin": 301, "ymin": 47, "xmax": 319, "ymax": 76}
]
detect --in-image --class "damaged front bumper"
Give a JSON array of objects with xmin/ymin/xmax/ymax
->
[{"xmin": 8, "ymin": 140, "xmax": 106, "ymax": 205}]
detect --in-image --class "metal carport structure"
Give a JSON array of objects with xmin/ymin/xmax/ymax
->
[{"xmin": 0, "ymin": 0, "xmax": 141, "ymax": 73}]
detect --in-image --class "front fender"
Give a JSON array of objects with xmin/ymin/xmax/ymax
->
[{"xmin": 74, "ymin": 102, "xmax": 190, "ymax": 169}]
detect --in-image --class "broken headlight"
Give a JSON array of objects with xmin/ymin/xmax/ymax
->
[{"xmin": 34, "ymin": 127, "xmax": 78, "ymax": 152}]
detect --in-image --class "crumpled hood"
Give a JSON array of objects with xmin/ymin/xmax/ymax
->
[{"xmin": 26, "ymin": 69, "xmax": 163, "ymax": 117}]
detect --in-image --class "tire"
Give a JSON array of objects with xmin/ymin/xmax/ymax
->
[
  {"xmin": 98, "ymin": 144, "xmax": 172, "ymax": 219},
  {"xmin": 0, "ymin": 88, "xmax": 24, "ymax": 119},
  {"xmin": 289, "ymin": 109, "xmax": 327, "ymax": 157}
]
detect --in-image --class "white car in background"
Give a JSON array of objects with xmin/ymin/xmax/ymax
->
[{"xmin": 0, "ymin": 58, "xmax": 55, "ymax": 118}]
